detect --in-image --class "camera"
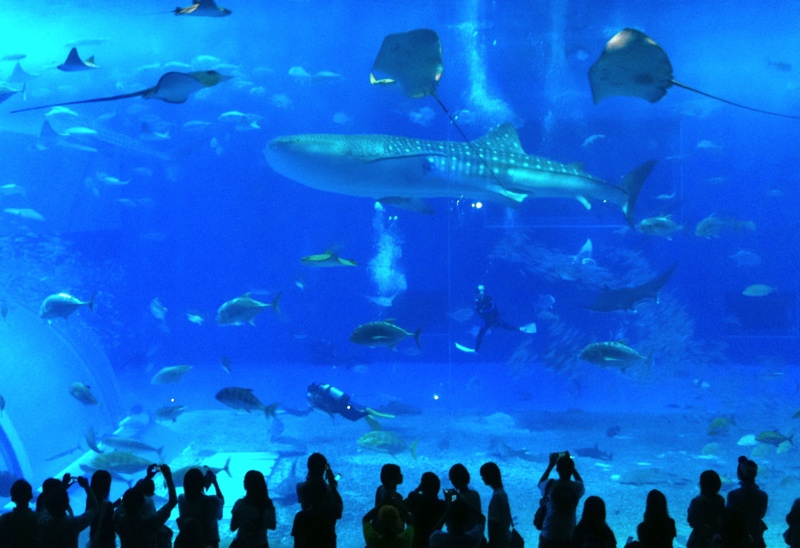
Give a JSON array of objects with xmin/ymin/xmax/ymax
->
[{"xmin": 443, "ymin": 488, "xmax": 458, "ymax": 501}]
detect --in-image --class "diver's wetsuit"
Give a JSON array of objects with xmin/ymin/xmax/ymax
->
[
  {"xmin": 306, "ymin": 383, "xmax": 369, "ymax": 421},
  {"xmin": 474, "ymin": 287, "xmax": 518, "ymax": 351}
]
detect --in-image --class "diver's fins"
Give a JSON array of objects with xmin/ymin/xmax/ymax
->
[
  {"xmin": 366, "ymin": 407, "xmax": 395, "ymax": 419},
  {"xmin": 455, "ymin": 342, "xmax": 476, "ymax": 353}
]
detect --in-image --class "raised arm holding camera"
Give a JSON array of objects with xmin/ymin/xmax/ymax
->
[
  {"xmin": 536, "ymin": 451, "xmax": 585, "ymax": 548},
  {"xmin": 115, "ymin": 463, "xmax": 178, "ymax": 548},
  {"xmin": 38, "ymin": 474, "xmax": 98, "ymax": 547}
]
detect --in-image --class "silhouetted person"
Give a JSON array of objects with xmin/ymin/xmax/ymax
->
[
  {"xmin": 88, "ymin": 470, "xmax": 117, "ymax": 548},
  {"xmin": 447, "ymin": 463, "xmax": 484, "ymax": 541},
  {"xmin": 784, "ymin": 498, "xmax": 800, "ymax": 548},
  {"xmin": 726, "ymin": 456, "xmax": 767, "ymax": 548},
  {"xmin": 36, "ymin": 477, "xmax": 68, "ymax": 514},
  {"xmin": 38, "ymin": 475, "xmax": 98, "ymax": 548},
  {"xmin": 538, "ymin": 452, "xmax": 585, "ymax": 548},
  {"xmin": 404, "ymin": 472, "xmax": 447, "ymax": 548},
  {"xmin": 175, "ymin": 516, "xmax": 214, "ymax": 548},
  {"xmin": 377, "ymin": 464, "xmax": 405, "ymax": 508},
  {"xmin": 572, "ymin": 496, "xmax": 616, "ymax": 548},
  {"xmin": 114, "ymin": 464, "xmax": 178, "ymax": 548},
  {"xmin": 293, "ymin": 453, "xmax": 343, "ymax": 547},
  {"xmin": 178, "ymin": 466, "xmax": 224, "ymax": 548},
  {"xmin": 292, "ymin": 477, "xmax": 340, "ymax": 547},
  {"xmin": 230, "ymin": 470, "xmax": 277, "ymax": 548},
  {"xmin": 0, "ymin": 479, "xmax": 37, "ymax": 548},
  {"xmin": 363, "ymin": 504, "xmax": 414, "ymax": 547},
  {"xmin": 429, "ymin": 498, "xmax": 485, "ymax": 548},
  {"xmin": 296, "ymin": 452, "xmax": 343, "ymax": 518},
  {"xmin": 480, "ymin": 462, "xmax": 512, "ymax": 548},
  {"xmin": 636, "ymin": 489, "xmax": 677, "ymax": 548},
  {"xmin": 474, "ymin": 285, "xmax": 520, "ymax": 351},
  {"xmin": 714, "ymin": 508, "xmax": 752, "ymax": 548},
  {"xmin": 131, "ymin": 475, "xmax": 173, "ymax": 548},
  {"xmin": 687, "ymin": 470, "xmax": 725, "ymax": 548},
  {"xmin": 138, "ymin": 476, "xmax": 158, "ymax": 517}
]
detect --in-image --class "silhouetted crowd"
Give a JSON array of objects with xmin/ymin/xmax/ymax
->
[{"xmin": 0, "ymin": 451, "xmax": 797, "ymax": 548}]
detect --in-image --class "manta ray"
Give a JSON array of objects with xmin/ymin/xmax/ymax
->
[
  {"xmin": 266, "ymin": 124, "xmax": 656, "ymax": 226},
  {"xmin": 587, "ymin": 265, "xmax": 677, "ymax": 312},
  {"xmin": 589, "ymin": 28, "xmax": 800, "ymax": 120},
  {"xmin": 11, "ymin": 70, "xmax": 231, "ymax": 114},
  {"xmin": 58, "ymin": 47, "xmax": 98, "ymax": 71},
  {"xmin": 0, "ymin": 84, "xmax": 23, "ymax": 105}
]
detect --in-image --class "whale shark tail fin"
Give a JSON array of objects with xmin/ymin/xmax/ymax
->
[{"xmin": 621, "ymin": 160, "xmax": 657, "ymax": 226}]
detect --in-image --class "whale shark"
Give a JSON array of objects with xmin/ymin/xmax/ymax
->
[{"xmin": 266, "ymin": 123, "xmax": 656, "ymax": 225}]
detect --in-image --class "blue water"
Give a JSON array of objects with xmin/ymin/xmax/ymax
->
[{"xmin": 1, "ymin": 1, "xmax": 800, "ymax": 546}]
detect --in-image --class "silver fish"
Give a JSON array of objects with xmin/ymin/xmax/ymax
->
[
  {"xmin": 69, "ymin": 382, "xmax": 98, "ymax": 405},
  {"xmin": 40, "ymin": 292, "xmax": 94, "ymax": 319},
  {"xmin": 216, "ymin": 293, "xmax": 280, "ymax": 326}
]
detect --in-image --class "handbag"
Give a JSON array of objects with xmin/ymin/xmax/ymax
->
[{"xmin": 533, "ymin": 479, "xmax": 552, "ymax": 530}]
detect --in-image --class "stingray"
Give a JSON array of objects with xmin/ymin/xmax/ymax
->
[
  {"xmin": 9, "ymin": 61, "xmax": 37, "ymax": 83},
  {"xmin": 589, "ymin": 28, "xmax": 800, "ymax": 120},
  {"xmin": 174, "ymin": 0, "xmax": 231, "ymax": 16},
  {"xmin": 370, "ymin": 28, "xmax": 477, "ymax": 141},
  {"xmin": 0, "ymin": 84, "xmax": 23, "ymax": 105},
  {"xmin": 371, "ymin": 27, "xmax": 502, "ymax": 184},
  {"xmin": 11, "ymin": 70, "xmax": 231, "ymax": 114},
  {"xmin": 371, "ymin": 29, "xmax": 443, "ymax": 99},
  {"xmin": 58, "ymin": 47, "xmax": 98, "ymax": 72}
]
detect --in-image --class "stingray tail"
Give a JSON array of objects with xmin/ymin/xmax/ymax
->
[
  {"xmin": 431, "ymin": 93, "xmax": 511, "ymax": 192},
  {"xmin": 11, "ymin": 89, "xmax": 150, "ymax": 114},
  {"xmin": 672, "ymin": 80, "xmax": 800, "ymax": 121},
  {"xmin": 620, "ymin": 160, "xmax": 657, "ymax": 226}
]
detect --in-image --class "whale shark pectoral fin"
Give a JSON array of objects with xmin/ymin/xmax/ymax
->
[
  {"xmin": 486, "ymin": 184, "xmax": 527, "ymax": 204},
  {"xmin": 576, "ymin": 196, "xmax": 592, "ymax": 210}
]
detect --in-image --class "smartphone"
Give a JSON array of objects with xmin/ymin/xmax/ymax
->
[{"xmin": 557, "ymin": 451, "xmax": 569, "ymax": 459}]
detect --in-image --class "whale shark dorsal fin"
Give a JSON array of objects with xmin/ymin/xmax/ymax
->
[{"xmin": 471, "ymin": 123, "xmax": 525, "ymax": 154}]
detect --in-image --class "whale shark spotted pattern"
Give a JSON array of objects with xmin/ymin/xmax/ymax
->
[{"xmin": 266, "ymin": 124, "xmax": 656, "ymax": 226}]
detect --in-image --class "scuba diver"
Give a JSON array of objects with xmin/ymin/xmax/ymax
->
[
  {"xmin": 306, "ymin": 383, "xmax": 394, "ymax": 422},
  {"xmin": 474, "ymin": 284, "xmax": 520, "ymax": 351},
  {"xmin": 456, "ymin": 285, "xmax": 536, "ymax": 353}
]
